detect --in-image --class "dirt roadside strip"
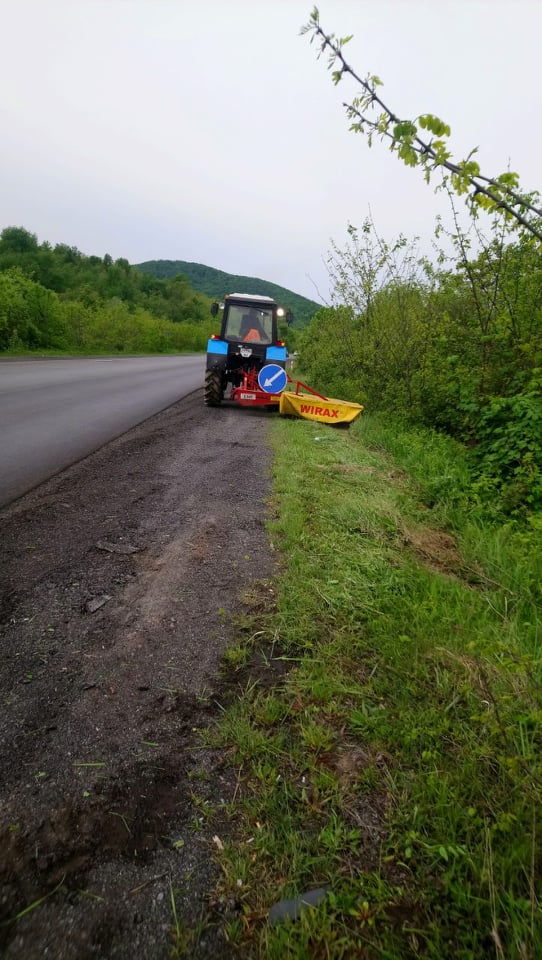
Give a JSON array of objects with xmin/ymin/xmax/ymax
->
[{"xmin": 0, "ymin": 390, "xmax": 276, "ymax": 959}]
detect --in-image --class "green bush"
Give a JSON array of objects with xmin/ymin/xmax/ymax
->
[
  {"xmin": 298, "ymin": 224, "xmax": 542, "ymax": 518},
  {"xmin": 471, "ymin": 383, "xmax": 542, "ymax": 512}
]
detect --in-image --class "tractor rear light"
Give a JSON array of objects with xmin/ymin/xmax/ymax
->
[
  {"xmin": 211, "ymin": 334, "xmax": 220, "ymax": 340},
  {"xmin": 276, "ymin": 340, "xmax": 285, "ymax": 347}
]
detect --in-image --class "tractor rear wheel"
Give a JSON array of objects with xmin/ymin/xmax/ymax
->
[{"xmin": 204, "ymin": 370, "xmax": 223, "ymax": 406}]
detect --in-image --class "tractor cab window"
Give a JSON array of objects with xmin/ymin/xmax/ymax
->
[{"xmin": 225, "ymin": 305, "xmax": 273, "ymax": 344}]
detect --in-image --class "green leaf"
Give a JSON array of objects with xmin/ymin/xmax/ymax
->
[
  {"xmin": 496, "ymin": 171, "xmax": 520, "ymax": 188},
  {"xmin": 419, "ymin": 114, "xmax": 451, "ymax": 137},
  {"xmin": 393, "ymin": 121, "xmax": 417, "ymax": 140},
  {"xmin": 398, "ymin": 142, "xmax": 418, "ymax": 167}
]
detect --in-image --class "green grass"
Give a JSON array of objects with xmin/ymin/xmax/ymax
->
[{"xmin": 207, "ymin": 412, "xmax": 541, "ymax": 958}]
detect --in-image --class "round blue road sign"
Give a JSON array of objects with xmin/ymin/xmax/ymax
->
[{"xmin": 258, "ymin": 364, "xmax": 288, "ymax": 394}]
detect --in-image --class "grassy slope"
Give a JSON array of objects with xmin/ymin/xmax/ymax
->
[
  {"xmin": 205, "ymin": 413, "xmax": 541, "ymax": 958},
  {"xmin": 134, "ymin": 260, "xmax": 320, "ymax": 328}
]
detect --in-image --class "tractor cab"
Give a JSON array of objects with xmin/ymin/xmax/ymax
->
[
  {"xmin": 223, "ymin": 302, "xmax": 273, "ymax": 345},
  {"xmin": 205, "ymin": 293, "xmax": 288, "ymax": 406}
]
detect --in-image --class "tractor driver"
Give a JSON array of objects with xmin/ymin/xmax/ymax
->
[{"xmin": 240, "ymin": 310, "xmax": 267, "ymax": 343}]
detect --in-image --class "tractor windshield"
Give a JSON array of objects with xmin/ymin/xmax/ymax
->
[{"xmin": 225, "ymin": 305, "xmax": 273, "ymax": 344}]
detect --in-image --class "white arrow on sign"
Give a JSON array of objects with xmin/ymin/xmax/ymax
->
[{"xmin": 264, "ymin": 368, "xmax": 285, "ymax": 388}]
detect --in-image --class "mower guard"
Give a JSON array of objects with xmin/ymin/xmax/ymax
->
[{"xmin": 279, "ymin": 391, "xmax": 363, "ymax": 425}]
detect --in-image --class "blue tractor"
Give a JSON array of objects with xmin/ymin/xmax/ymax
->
[{"xmin": 204, "ymin": 293, "xmax": 288, "ymax": 406}]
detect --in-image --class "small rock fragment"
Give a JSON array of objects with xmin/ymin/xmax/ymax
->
[
  {"xmin": 269, "ymin": 888, "xmax": 328, "ymax": 926},
  {"xmin": 96, "ymin": 540, "xmax": 141, "ymax": 555},
  {"xmin": 86, "ymin": 595, "xmax": 112, "ymax": 614}
]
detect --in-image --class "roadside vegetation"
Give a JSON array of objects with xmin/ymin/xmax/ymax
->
[
  {"xmin": 0, "ymin": 226, "xmax": 215, "ymax": 355},
  {"xmin": 207, "ymin": 414, "xmax": 541, "ymax": 958},
  {"xmin": 297, "ymin": 215, "xmax": 542, "ymax": 519}
]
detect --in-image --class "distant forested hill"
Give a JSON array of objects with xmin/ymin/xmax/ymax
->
[{"xmin": 135, "ymin": 260, "xmax": 320, "ymax": 328}]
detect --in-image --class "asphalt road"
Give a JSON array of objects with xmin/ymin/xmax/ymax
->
[{"xmin": 0, "ymin": 355, "xmax": 205, "ymax": 506}]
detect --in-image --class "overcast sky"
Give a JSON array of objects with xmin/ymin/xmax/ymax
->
[{"xmin": 1, "ymin": 0, "xmax": 541, "ymax": 301}]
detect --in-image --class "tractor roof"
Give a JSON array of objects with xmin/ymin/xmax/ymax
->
[{"xmin": 227, "ymin": 293, "xmax": 276, "ymax": 304}]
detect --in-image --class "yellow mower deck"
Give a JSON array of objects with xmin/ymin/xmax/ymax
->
[{"xmin": 280, "ymin": 390, "xmax": 363, "ymax": 426}]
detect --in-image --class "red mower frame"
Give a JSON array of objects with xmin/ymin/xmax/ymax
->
[{"xmin": 229, "ymin": 368, "xmax": 328, "ymax": 407}]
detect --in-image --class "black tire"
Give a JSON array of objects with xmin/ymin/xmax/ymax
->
[{"xmin": 204, "ymin": 369, "xmax": 223, "ymax": 406}]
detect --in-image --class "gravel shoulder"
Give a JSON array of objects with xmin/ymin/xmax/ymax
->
[{"xmin": 0, "ymin": 391, "xmax": 277, "ymax": 958}]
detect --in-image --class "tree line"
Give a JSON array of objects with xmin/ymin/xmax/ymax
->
[
  {"xmin": 136, "ymin": 258, "xmax": 319, "ymax": 328},
  {"xmin": 0, "ymin": 226, "xmax": 215, "ymax": 354}
]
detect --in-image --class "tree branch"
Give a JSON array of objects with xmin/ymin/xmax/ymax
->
[{"xmin": 302, "ymin": 9, "xmax": 542, "ymax": 242}]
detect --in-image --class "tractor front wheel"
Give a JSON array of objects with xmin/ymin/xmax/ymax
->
[{"xmin": 204, "ymin": 370, "xmax": 223, "ymax": 406}]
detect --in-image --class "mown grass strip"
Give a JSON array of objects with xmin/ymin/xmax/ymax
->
[{"xmin": 210, "ymin": 412, "xmax": 541, "ymax": 958}]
